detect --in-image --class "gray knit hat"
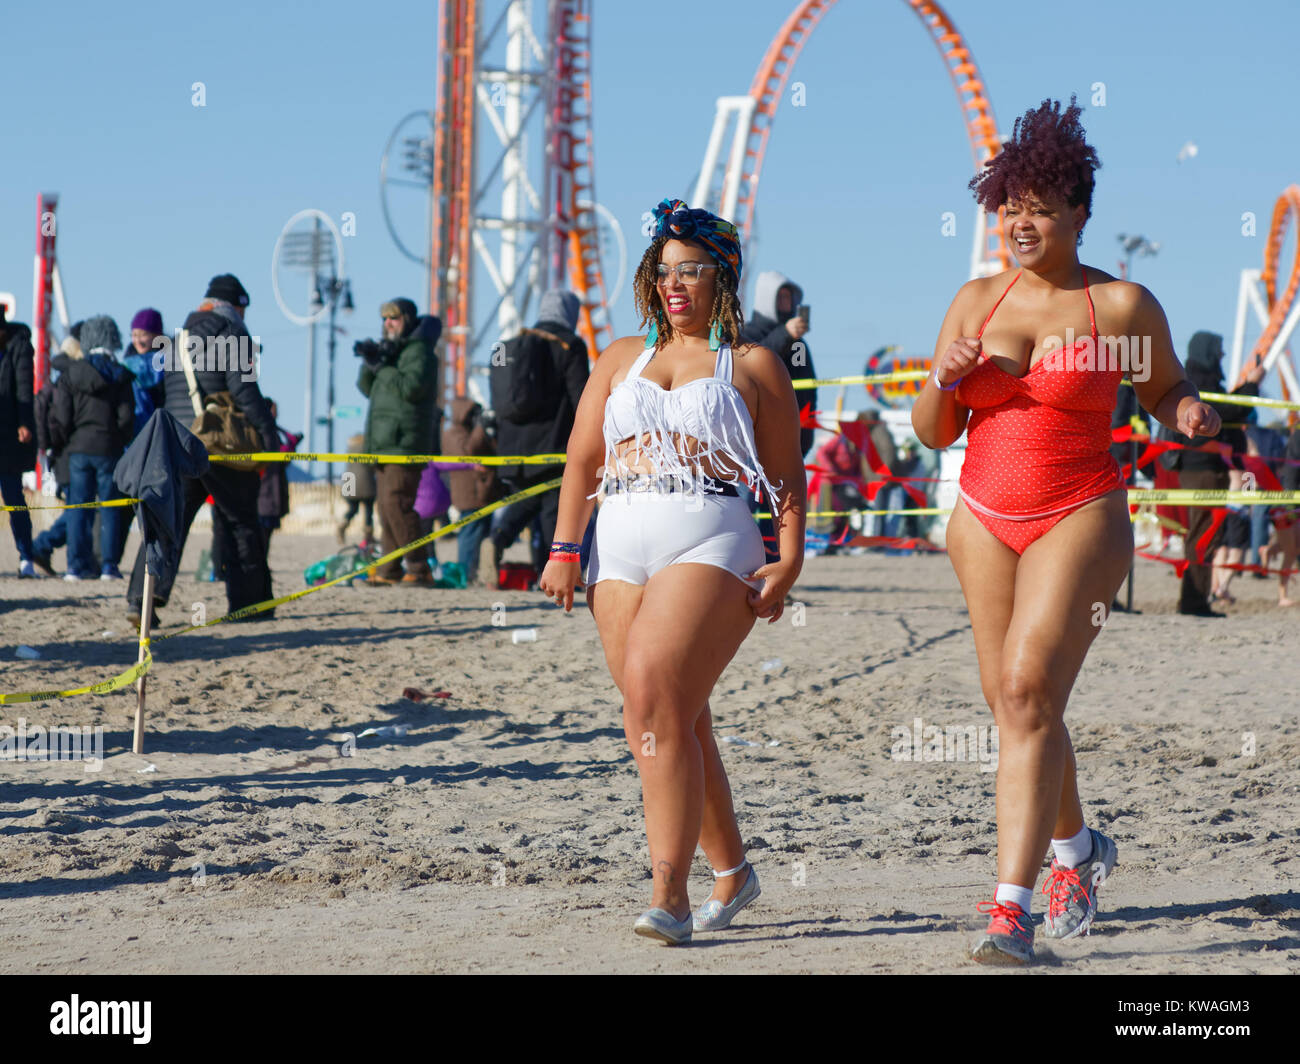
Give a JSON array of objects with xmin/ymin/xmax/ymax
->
[
  {"xmin": 79, "ymin": 315, "xmax": 121, "ymax": 355},
  {"xmin": 538, "ymin": 289, "xmax": 580, "ymax": 332}
]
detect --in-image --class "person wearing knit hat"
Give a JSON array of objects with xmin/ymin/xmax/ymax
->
[
  {"xmin": 125, "ymin": 308, "xmax": 167, "ymax": 437},
  {"xmin": 131, "ymin": 308, "xmax": 163, "ymax": 336},
  {"xmin": 122, "ymin": 305, "xmax": 167, "ymax": 538},
  {"xmin": 206, "ymin": 273, "xmax": 250, "ymax": 309}
]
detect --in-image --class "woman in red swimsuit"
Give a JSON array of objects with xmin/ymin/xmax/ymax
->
[{"xmin": 912, "ymin": 98, "xmax": 1222, "ymax": 965}]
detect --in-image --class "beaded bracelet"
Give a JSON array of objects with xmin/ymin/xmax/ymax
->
[{"xmin": 550, "ymin": 541, "xmax": 582, "ymax": 554}]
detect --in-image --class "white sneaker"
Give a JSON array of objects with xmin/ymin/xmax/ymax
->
[
  {"xmin": 19, "ymin": 560, "xmax": 40, "ymax": 578},
  {"xmin": 63, "ymin": 571, "xmax": 84, "ymax": 582}
]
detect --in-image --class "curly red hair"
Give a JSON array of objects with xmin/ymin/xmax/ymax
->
[{"xmin": 970, "ymin": 96, "xmax": 1101, "ymax": 243}]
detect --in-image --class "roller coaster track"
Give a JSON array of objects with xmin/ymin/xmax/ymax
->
[
  {"xmin": 431, "ymin": 0, "xmax": 478, "ymax": 397},
  {"xmin": 709, "ymin": 0, "xmax": 1010, "ymax": 278},
  {"xmin": 551, "ymin": 0, "xmax": 614, "ymax": 356},
  {"xmin": 1249, "ymin": 184, "xmax": 1300, "ymax": 399},
  {"xmin": 432, "ymin": 0, "xmax": 614, "ymax": 396}
]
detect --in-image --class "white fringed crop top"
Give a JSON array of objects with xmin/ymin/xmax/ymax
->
[{"xmin": 597, "ymin": 344, "xmax": 782, "ymax": 501}]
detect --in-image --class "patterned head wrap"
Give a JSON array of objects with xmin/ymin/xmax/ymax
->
[{"xmin": 650, "ymin": 198, "xmax": 742, "ymax": 287}]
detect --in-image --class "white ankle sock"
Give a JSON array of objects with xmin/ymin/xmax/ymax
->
[
  {"xmin": 995, "ymin": 883, "xmax": 1033, "ymax": 915},
  {"xmin": 1051, "ymin": 825, "xmax": 1093, "ymax": 869}
]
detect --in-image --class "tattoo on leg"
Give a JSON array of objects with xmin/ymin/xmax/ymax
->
[{"xmin": 655, "ymin": 860, "xmax": 677, "ymax": 886}]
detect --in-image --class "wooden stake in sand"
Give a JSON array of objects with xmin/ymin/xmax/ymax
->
[{"xmin": 134, "ymin": 570, "xmax": 154, "ymax": 755}]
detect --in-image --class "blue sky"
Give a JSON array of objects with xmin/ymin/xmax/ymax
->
[{"xmin": 3, "ymin": 0, "xmax": 1297, "ymax": 454}]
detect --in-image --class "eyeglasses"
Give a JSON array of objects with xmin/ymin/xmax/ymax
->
[{"xmin": 656, "ymin": 263, "xmax": 717, "ymax": 285}]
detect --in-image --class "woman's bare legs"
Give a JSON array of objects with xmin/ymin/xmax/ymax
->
[
  {"xmin": 589, "ymin": 566, "xmax": 755, "ymax": 917},
  {"xmin": 946, "ymin": 495, "xmax": 1131, "ymax": 888},
  {"xmin": 946, "ymin": 502, "xmax": 1082, "ymax": 839},
  {"xmin": 694, "ymin": 704, "xmax": 747, "ymax": 905}
]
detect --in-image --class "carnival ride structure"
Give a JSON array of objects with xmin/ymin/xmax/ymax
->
[
  {"xmin": 1229, "ymin": 184, "xmax": 1300, "ymax": 407},
  {"xmin": 691, "ymin": 0, "xmax": 1012, "ymax": 283},
  {"xmin": 430, "ymin": 0, "xmax": 618, "ymax": 404}
]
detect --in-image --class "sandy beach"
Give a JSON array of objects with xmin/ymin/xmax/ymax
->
[{"xmin": 1, "ymin": 524, "xmax": 1297, "ymax": 975}]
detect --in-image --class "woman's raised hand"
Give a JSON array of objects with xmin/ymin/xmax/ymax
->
[{"xmin": 933, "ymin": 337, "xmax": 983, "ymax": 388}]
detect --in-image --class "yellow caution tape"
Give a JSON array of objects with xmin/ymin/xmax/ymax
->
[
  {"xmin": 792, "ymin": 371, "xmax": 929, "ymax": 390},
  {"xmin": 153, "ymin": 477, "xmax": 564, "ymax": 637},
  {"xmin": 788, "ymin": 369, "xmax": 1300, "ymax": 411},
  {"xmin": 1181, "ymin": 390, "xmax": 1300, "ymax": 411},
  {"xmin": 1129, "ymin": 489, "xmax": 1300, "ymax": 505},
  {"xmin": 3, "ymin": 497, "xmax": 140, "ymax": 512},
  {"xmin": 764, "ymin": 489, "xmax": 1300, "ymax": 521},
  {"xmin": 0, "ymin": 644, "xmax": 152, "ymax": 706}
]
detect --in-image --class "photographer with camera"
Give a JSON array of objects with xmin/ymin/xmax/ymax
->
[
  {"xmin": 740, "ymin": 271, "xmax": 818, "ymax": 457},
  {"xmin": 356, "ymin": 298, "xmax": 441, "ymax": 586}
]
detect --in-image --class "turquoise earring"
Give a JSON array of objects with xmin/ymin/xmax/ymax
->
[
  {"xmin": 646, "ymin": 316, "xmax": 659, "ymax": 346},
  {"xmin": 708, "ymin": 319, "xmax": 723, "ymax": 352}
]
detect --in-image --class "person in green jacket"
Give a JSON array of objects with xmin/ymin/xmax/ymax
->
[{"xmin": 357, "ymin": 298, "xmax": 441, "ymax": 585}]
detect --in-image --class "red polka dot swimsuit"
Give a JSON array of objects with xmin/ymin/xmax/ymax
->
[{"xmin": 956, "ymin": 269, "xmax": 1127, "ymax": 554}]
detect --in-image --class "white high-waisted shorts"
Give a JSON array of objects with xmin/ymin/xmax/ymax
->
[{"xmin": 586, "ymin": 491, "xmax": 766, "ymax": 589}]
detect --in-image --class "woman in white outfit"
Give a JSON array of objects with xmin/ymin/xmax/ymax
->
[{"xmin": 540, "ymin": 198, "xmax": 807, "ymax": 945}]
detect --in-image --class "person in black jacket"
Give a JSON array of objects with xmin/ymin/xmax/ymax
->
[
  {"xmin": 488, "ymin": 289, "xmax": 589, "ymax": 573},
  {"xmin": 50, "ymin": 316, "xmax": 134, "ymax": 580},
  {"xmin": 0, "ymin": 307, "xmax": 39, "ymax": 576},
  {"xmin": 126, "ymin": 273, "xmax": 279, "ymax": 623},
  {"xmin": 739, "ymin": 271, "xmax": 817, "ymax": 563},
  {"xmin": 1173, "ymin": 330, "xmax": 1264, "ymax": 615},
  {"xmin": 739, "ymin": 270, "xmax": 817, "ymax": 456}
]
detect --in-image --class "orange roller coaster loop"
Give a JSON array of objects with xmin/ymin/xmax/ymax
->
[
  {"xmin": 1249, "ymin": 184, "xmax": 1300, "ymax": 398},
  {"xmin": 730, "ymin": 0, "xmax": 1010, "ymax": 275}
]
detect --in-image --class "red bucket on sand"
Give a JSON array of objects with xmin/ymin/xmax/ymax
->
[{"xmin": 498, "ymin": 563, "xmax": 537, "ymax": 591}]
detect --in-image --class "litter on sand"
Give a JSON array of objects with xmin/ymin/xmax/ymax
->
[
  {"xmin": 402, "ymin": 687, "xmax": 452, "ymax": 702},
  {"xmin": 358, "ymin": 724, "xmax": 411, "ymax": 740}
]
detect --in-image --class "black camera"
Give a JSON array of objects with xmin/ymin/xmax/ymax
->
[{"xmin": 353, "ymin": 338, "xmax": 397, "ymax": 363}]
